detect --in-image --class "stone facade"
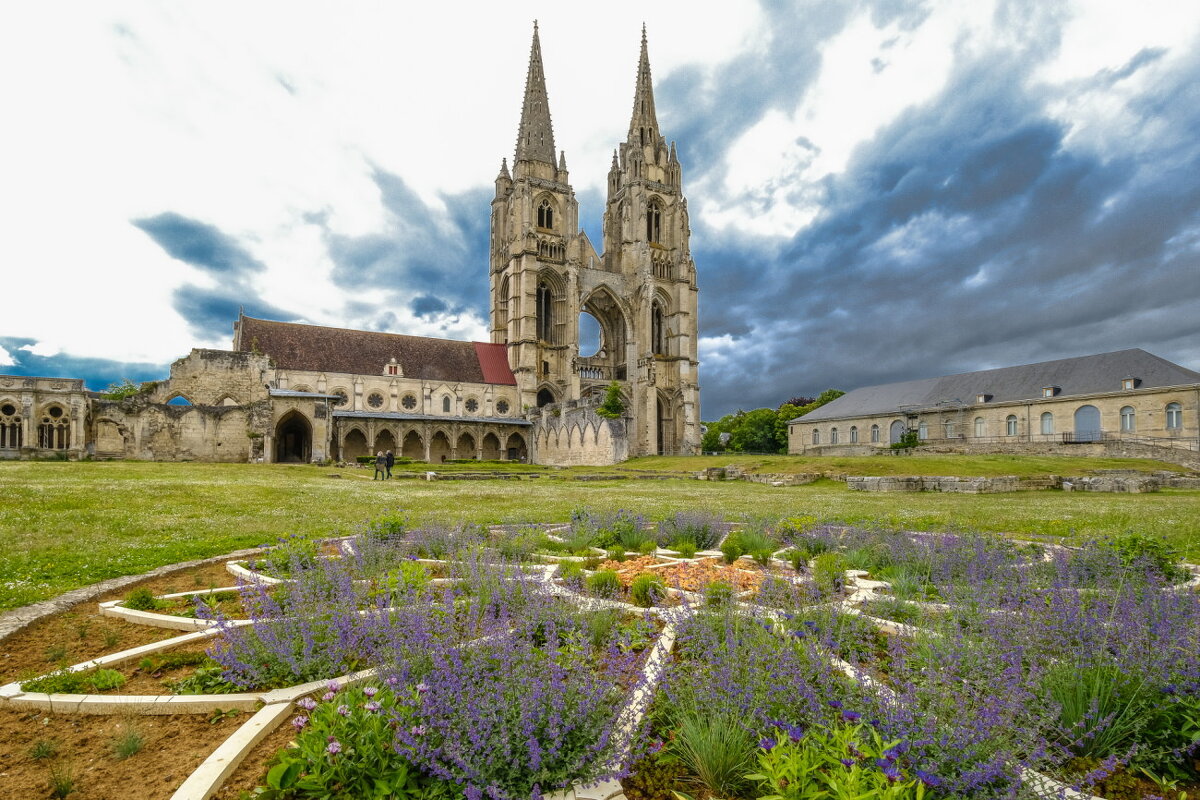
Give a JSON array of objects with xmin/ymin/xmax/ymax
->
[
  {"xmin": 789, "ymin": 350, "xmax": 1200, "ymax": 462},
  {"xmin": 0, "ymin": 25, "xmax": 694, "ymax": 468},
  {"xmin": 489, "ymin": 25, "xmax": 700, "ymax": 458}
]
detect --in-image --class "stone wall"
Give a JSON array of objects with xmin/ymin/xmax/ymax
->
[
  {"xmin": 802, "ymin": 439, "xmax": 1200, "ymax": 471},
  {"xmin": 846, "ymin": 475, "xmax": 1022, "ymax": 493},
  {"xmin": 91, "ymin": 399, "xmax": 272, "ymax": 462},
  {"xmin": 154, "ymin": 349, "xmax": 272, "ymax": 407},
  {"xmin": 530, "ymin": 407, "xmax": 627, "ymax": 466}
]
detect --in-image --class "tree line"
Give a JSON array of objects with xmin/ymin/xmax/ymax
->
[{"xmin": 700, "ymin": 389, "xmax": 845, "ymax": 454}]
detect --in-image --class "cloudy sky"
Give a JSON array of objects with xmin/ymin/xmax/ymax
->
[{"xmin": 3, "ymin": 1, "xmax": 1199, "ymax": 419}]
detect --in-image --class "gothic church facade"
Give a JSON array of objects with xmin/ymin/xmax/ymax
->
[{"xmin": 0, "ymin": 25, "xmax": 700, "ymax": 466}]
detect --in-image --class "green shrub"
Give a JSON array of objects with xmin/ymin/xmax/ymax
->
[
  {"xmin": 1100, "ymin": 532, "xmax": 1188, "ymax": 583},
  {"xmin": 88, "ymin": 668, "xmax": 126, "ymax": 691},
  {"xmin": 556, "ymin": 560, "xmax": 585, "ymax": 585},
  {"xmin": 586, "ymin": 569, "xmax": 622, "ymax": 598},
  {"xmin": 783, "ymin": 548, "xmax": 809, "ymax": 572},
  {"xmin": 1040, "ymin": 660, "xmax": 1149, "ymax": 759},
  {"xmin": 720, "ymin": 540, "xmax": 744, "ymax": 565},
  {"xmin": 667, "ymin": 707, "xmax": 757, "ymax": 799},
  {"xmin": 813, "ymin": 552, "xmax": 848, "ymax": 595},
  {"xmin": 667, "ymin": 539, "xmax": 697, "ymax": 559},
  {"xmin": 630, "ymin": 573, "xmax": 666, "ymax": 608},
  {"xmin": 704, "ymin": 581, "xmax": 736, "ymax": 607},
  {"xmin": 123, "ymin": 587, "xmax": 161, "ymax": 611},
  {"xmin": 21, "ymin": 669, "xmax": 84, "ymax": 694},
  {"xmin": 606, "ymin": 546, "xmax": 627, "ymax": 563}
]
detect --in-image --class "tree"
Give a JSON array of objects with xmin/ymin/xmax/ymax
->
[
  {"xmin": 595, "ymin": 382, "xmax": 625, "ymax": 419},
  {"xmin": 101, "ymin": 379, "xmax": 141, "ymax": 401}
]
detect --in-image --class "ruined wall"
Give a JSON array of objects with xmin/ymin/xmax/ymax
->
[
  {"xmin": 154, "ymin": 349, "xmax": 272, "ymax": 407},
  {"xmin": 530, "ymin": 407, "xmax": 628, "ymax": 466},
  {"xmin": 91, "ymin": 399, "xmax": 271, "ymax": 462}
]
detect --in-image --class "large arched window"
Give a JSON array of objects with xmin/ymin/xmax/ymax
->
[
  {"xmin": 974, "ymin": 417, "xmax": 985, "ymax": 437},
  {"xmin": 442, "ymin": 396, "xmax": 452, "ymax": 413},
  {"xmin": 537, "ymin": 198, "xmax": 554, "ymax": 230},
  {"xmin": 811, "ymin": 429, "xmax": 820, "ymax": 445},
  {"xmin": 37, "ymin": 406, "xmax": 70, "ymax": 449},
  {"xmin": 646, "ymin": 201, "xmax": 662, "ymax": 243},
  {"xmin": 1006, "ymin": 415, "xmax": 1018, "ymax": 436},
  {"xmin": 1166, "ymin": 402, "xmax": 1182, "ymax": 429},
  {"xmin": 1119, "ymin": 406, "xmax": 1135, "ymax": 432},
  {"xmin": 870, "ymin": 424, "xmax": 880, "ymax": 443},
  {"xmin": 536, "ymin": 281, "xmax": 553, "ymax": 342},
  {"xmin": 1041, "ymin": 412, "xmax": 1055, "ymax": 435},
  {"xmin": 651, "ymin": 301, "xmax": 666, "ymax": 355},
  {"xmin": 0, "ymin": 401, "xmax": 21, "ymax": 450},
  {"xmin": 849, "ymin": 426, "xmax": 858, "ymax": 443},
  {"xmin": 830, "ymin": 427, "xmax": 839, "ymax": 444}
]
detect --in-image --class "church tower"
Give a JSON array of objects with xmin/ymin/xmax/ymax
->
[
  {"xmin": 490, "ymin": 23, "xmax": 580, "ymax": 411},
  {"xmin": 491, "ymin": 24, "xmax": 700, "ymax": 456},
  {"xmin": 600, "ymin": 26, "xmax": 700, "ymax": 455}
]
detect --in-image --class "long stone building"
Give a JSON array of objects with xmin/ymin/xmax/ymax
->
[
  {"xmin": 0, "ymin": 25, "xmax": 701, "ymax": 466},
  {"xmin": 789, "ymin": 349, "xmax": 1200, "ymax": 456}
]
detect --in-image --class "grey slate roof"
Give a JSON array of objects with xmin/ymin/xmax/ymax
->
[{"xmin": 796, "ymin": 349, "xmax": 1200, "ymax": 423}]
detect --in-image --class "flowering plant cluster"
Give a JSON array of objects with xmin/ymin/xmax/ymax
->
[{"xmin": 748, "ymin": 716, "xmax": 934, "ymax": 800}]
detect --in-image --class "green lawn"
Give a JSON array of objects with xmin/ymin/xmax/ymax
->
[{"xmin": 1, "ymin": 457, "xmax": 1197, "ymax": 612}]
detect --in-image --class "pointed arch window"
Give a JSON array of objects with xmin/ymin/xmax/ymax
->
[
  {"xmin": 646, "ymin": 200, "xmax": 662, "ymax": 243},
  {"xmin": 651, "ymin": 301, "xmax": 666, "ymax": 356},
  {"xmin": 536, "ymin": 281, "xmax": 553, "ymax": 343},
  {"xmin": 443, "ymin": 396, "xmax": 452, "ymax": 413},
  {"xmin": 537, "ymin": 199, "xmax": 554, "ymax": 230}
]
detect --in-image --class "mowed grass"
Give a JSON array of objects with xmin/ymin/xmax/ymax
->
[{"xmin": 1, "ymin": 457, "xmax": 1197, "ymax": 612}]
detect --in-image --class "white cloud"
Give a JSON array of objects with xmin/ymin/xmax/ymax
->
[
  {"xmin": 0, "ymin": 2, "xmax": 760, "ymax": 368},
  {"xmin": 709, "ymin": 2, "xmax": 996, "ymax": 237},
  {"xmin": 0, "ymin": 345, "xmax": 13, "ymax": 367},
  {"xmin": 19, "ymin": 342, "xmax": 61, "ymax": 358}
]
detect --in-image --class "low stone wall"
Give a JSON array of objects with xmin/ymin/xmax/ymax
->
[{"xmin": 847, "ymin": 475, "xmax": 1022, "ymax": 494}]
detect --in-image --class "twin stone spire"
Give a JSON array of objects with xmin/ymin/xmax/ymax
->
[{"xmin": 510, "ymin": 22, "xmax": 665, "ymax": 170}]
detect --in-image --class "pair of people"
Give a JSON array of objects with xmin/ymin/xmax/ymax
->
[{"xmin": 373, "ymin": 449, "xmax": 394, "ymax": 480}]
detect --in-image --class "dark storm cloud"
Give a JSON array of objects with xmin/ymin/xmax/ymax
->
[
  {"xmin": 133, "ymin": 212, "xmax": 266, "ymax": 277},
  {"xmin": 0, "ymin": 337, "xmax": 165, "ymax": 393},
  {"xmin": 676, "ymin": 4, "xmax": 1200, "ymax": 419},
  {"xmin": 133, "ymin": 212, "xmax": 293, "ymax": 338},
  {"xmin": 324, "ymin": 169, "xmax": 491, "ymax": 321}
]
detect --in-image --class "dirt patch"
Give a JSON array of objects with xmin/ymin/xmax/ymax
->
[
  {"xmin": 1, "ymin": 562, "xmax": 234, "ymax": 685},
  {"xmin": 211, "ymin": 707, "xmax": 302, "ymax": 798},
  {"xmin": 0, "ymin": 706, "xmax": 246, "ymax": 800}
]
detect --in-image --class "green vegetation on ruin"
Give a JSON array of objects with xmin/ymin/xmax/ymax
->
[{"xmin": 0, "ymin": 455, "xmax": 1196, "ymax": 612}]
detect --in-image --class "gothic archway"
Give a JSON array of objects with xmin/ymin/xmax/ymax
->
[
  {"xmin": 580, "ymin": 287, "xmax": 631, "ymax": 382},
  {"xmin": 456, "ymin": 432, "xmax": 476, "ymax": 459},
  {"xmin": 342, "ymin": 428, "xmax": 368, "ymax": 462},
  {"xmin": 274, "ymin": 411, "xmax": 311, "ymax": 463},
  {"xmin": 536, "ymin": 388, "xmax": 556, "ymax": 407},
  {"xmin": 506, "ymin": 432, "xmax": 528, "ymax": 462},
  {"xmin": 481, "ymin": 432, "xmax": 502, "ymax": 460},
  {"xmin": 430, "ymin": 431, "xmax": 452, "ymax": 463},
  {"xmin": 401, "ymin": 430, "xmax": 424, "ymax": 461}
]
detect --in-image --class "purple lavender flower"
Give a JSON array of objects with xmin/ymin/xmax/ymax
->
[
  {"xmin": 915, "ymin": 769, "xmax": 942, "ymax": 787},
  {"xmin": 337, "ymin": 704, "xmax": 350, "ymax": 717},
  {"xmin": 877, "ymin": 760, "xmax": 901, "ymax": 782},
  {"xmin": 363, "ymin": 686, "xmax": 377, "ymax": 698},
  {"xmin": 327, "ymin": 680, "xmax": 341, "ymax": 693},
  {"xmin": 291, "ymin": 715, "xmax": 308, "ymax": 730},
  {"xmin": 760, "ymin": 736, "xmax": 777, "ymax": 751},
  {"xmin": 297, "ymin": 697, "xmax": 317, "ymax": 711},
  {"xmin": 842, "ymin": 710, "xmax": 862, "ymax": 722},
  {"xmin": 840, "ymin": 758, "xmax": 855, "ymax": 767},
  {"xmin": 326, "ymin": 740, "xmax": 342, "ymax": 755},
  {"xmin": 321, "ymin": 691, "xmax": 336, "ymax": 702},
  {"xmin": 363, "ymin": 701, "xmax": 381, "ymax": 713}
]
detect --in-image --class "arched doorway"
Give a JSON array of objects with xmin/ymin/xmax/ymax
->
[
  {"xmin": 1073, "ymin": 405, "xmax": 1101, "ymax": 442},
  {"xmin": 275, "ymin": 411, "xmax": 311, "ymax": 463},
  {"xmin": 506, "ymin": 432, "xmax": 527, "ymax": 462},
  {"xmin": 456, "ymin": 432, "xmax": 476, "ymax": 459},
  {"xmin": 481, "ymin": 433, "xmax": 502, "ymax": 460},
  {"xmin": 401, "ymin": 430, "xmax": 424, "ymax": 461},
  {"xmin": 430, "ymin": 431, "xmax": 452, "ymax": 463},
  {"xmin": 656, "ymin": 396, "xmax": 675, "ymax": 455},
  {"xmin": 374, "ymin": 429, "xmax": 396, "ymax": 456},
  {"xmin": 342, "ymin": 429, "xmax": 368, "ymax": 462},
  {"xmin": 537, "ymin": 388, "xmax": 556, "ymax": 407},
  {"xmin": 889, "ymin": 420, "xmax": 906, "ymax": 444}
]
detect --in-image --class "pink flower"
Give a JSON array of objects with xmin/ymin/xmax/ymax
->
[
  {"xmin": 337, "ymin": 705, "xmax": 350, "ymax": 717},
  {"xmin": 322, "ymin": 691, "xmax": 336, "ymax": 702},
  {"xmin": 363, "ymin": 686, "xmax": 378, "ymax": 698},
  {"xmin": 326, "ymin": 740, "xmax": 342, "ymax": 755},
  {"xmin": 291, "ymin": 715, "xmax": 308, "ymax": 730},
  {"xmin": 297, "ymin": 697, "xmax": 317, "ymax": 711}
]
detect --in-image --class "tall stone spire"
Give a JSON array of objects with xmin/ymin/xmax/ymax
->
[
  {"xmin": 514, "ymin": 21, "xmax": 557, "ymax": 165},
  {"xmin": 627, "ymin": 24, "xmax": 661, "ymax": 146}
]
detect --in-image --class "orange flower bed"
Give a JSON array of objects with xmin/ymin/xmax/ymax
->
[
  {"xmin": 655, "ymin": 560, "xmax": 762, "ymax": 593},
  {"xmin": 593, "ymin": 555, "xmax": 671, "ymax": 586}
]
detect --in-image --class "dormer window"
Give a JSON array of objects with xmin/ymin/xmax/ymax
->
[
  {"xmin": 1042, "ymin": 386, "xmax": 1059, "ymax": 398},
  {"xmin": 976, "ymin": 393, "xmax": 991, "ymax": 404},
  {"xmin": 1121, "ymin": 377, "xmax": 1138, "ymax": 391},
  {"xmin": 385, "ymin": 357, "xmax": 401, "ymax": 377}
]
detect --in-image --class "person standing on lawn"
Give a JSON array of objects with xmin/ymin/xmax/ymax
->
[
  {"xmin": 385, "ymin": 449, "xmax": 394, "ymax": 479},
  {"xmin": 373, "ymin": 451, "xmax": 386, "ymax": 480}
]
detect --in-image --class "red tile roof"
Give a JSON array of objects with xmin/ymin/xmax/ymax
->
[{"xmin": 237, "ymin": 317, "xmax": 516, "ymax": 385}]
